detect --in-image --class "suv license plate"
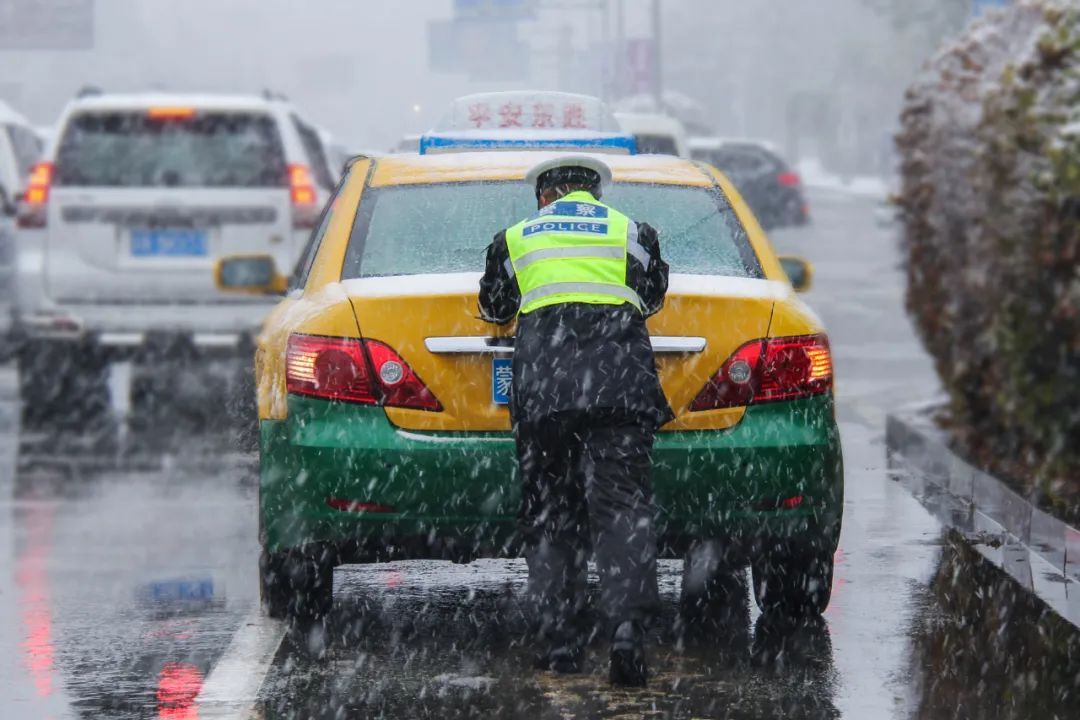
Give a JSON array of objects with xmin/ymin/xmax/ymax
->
[{"xmin": 131, "ymin": 229, "xmax": 208, "ymax": 257}]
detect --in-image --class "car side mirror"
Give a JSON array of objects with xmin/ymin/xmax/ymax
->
[
  {"xmin": 778, "ymin": 256, "xmax": 813, "ymax": 293},
  {"xmin": 214, "ymin": 255, "xmax": 288, "ymax": 295}
]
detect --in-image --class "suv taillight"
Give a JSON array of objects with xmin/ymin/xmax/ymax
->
[
  {"xmin": 286, "ymin": 334, "xmax": 442, "ymax": 411},
  {"xmin": 689, "ymin": 334, "xmax": 833, "ymax": 411},
  {"xmin": 288, "ymin": 164, "xmax": 319, "ymax": 229},
  {"xmin": 17, "ymin": 161, "xmax": 53, "ymax": 229}
]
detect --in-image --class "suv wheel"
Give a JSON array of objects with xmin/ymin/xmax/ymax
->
[
  {"xmin": 260, "ymin": 546, "xmax": 336, "ymax": 620},
  {"xmin": 18, "ymin": 341, "xmax": 111, "ymax": 430},
  {"xmin": 751, "ymin": 544, "xmax": 834, "ymax": 618},
  {"xmin": 228, "ymin": 355, "xmax": 258, "ymax": 453}
]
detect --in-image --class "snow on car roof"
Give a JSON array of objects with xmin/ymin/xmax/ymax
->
[
  {"xmin": 370, "ymin": 150, "xmax": 714, "ymax": 187},
  {"xmin": 66, "ymin": 92, "xmax": 290, "ymax": 113}
]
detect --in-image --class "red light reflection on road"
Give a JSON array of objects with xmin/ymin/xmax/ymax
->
[
  {"xmin": 16, "ymin": 504, "xmax": 57, "ymax": 698},
  {"xmin": 157, "ymin": 662, "xmax": 203, "ymax": 720}
]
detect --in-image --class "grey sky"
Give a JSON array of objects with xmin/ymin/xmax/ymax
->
[{"xmin": 0, "ymin": 0, "xmax": 963, "ymax": 169}]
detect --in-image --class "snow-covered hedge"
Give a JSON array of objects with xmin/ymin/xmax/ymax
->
[{"xmin": 897, "ymin": 0, "xmax": 1080, "ymax": 513}]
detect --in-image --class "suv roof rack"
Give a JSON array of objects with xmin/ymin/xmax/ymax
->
[
  {"xmin": 76, "ymin": 85, "xmax": 104, "ymax": 99},
  {"xmin": 262, "ymin": 89, "xmax": 289, "ymax": 102}
]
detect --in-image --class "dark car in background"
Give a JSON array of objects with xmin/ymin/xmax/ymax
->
[
  {"xmin": 0, "ymin": 190, "xmax": 16, "ymax": 362},
  {"xmin": 1, "ymin": 101, "xmax": 44, "ymax": 359},
  {"xmin": 690, "ymin": 138, "xmax": 808, "ymax": 230}
]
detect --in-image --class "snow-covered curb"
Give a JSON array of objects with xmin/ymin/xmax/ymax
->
[{"xmin": 887, "ymin": 401, "xmax": 1080, "ymax": 629}]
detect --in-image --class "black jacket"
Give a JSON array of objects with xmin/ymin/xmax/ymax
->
[{"xmin": 478, "ymin": 217, "xmax": 674, "ymax": 429}]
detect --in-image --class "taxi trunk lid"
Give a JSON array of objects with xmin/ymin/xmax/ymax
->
[{"xmin": 345, "ymin": 272, "xmax": 783, "ymax": 432}]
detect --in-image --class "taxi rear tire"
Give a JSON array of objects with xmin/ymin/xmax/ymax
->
[
  {"xmin": 751, "ymin": 544, "xmax": 834, "ymax": 618},
  {"xmin": 260, "ymin": 547, "xmax": 336, "ymax": 620}
]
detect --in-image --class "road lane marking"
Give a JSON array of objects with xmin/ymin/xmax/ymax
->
[{"xmin": 195, "ymin": 608, "xmax": 285, "ymax": 719}]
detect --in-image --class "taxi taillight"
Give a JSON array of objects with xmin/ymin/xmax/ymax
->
[
  {"xmin": 288, "ymin": 164, "xmax": 319, "ymax": 229},
  {"xmin": 17, "ymin": 161, "xmax": 54, "ymax": 229},
  {"xmin": 690, "ymin": 334, "xmax": 832, "ymax": 411},
  {"xmin": 286, "ymin": 334, "xmax": 441, "ymax": 411}
]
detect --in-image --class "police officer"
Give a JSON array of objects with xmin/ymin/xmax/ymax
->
[{"xmin": 478, "ymin": 155, "xmax": 672, "ymax": 686}]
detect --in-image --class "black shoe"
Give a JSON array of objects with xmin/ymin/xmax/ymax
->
[
  {"xmin": 534, "ymin": 644, "xmax": 584, "ymax": 674},
  {"xmin": 609, "ymin": 621, "xmax": 648, "ymax": 687}
]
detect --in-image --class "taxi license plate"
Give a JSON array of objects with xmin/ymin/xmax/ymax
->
[
  {"xmin": 492, "ymin": 357, "xmax": 512, "ymax": 405},
  {"xmin": 131, "ymin": 229, "xmax": 208, "ymax": 257}
]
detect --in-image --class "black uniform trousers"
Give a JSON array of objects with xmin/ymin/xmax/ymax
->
[{"xmin": 515, "ymin": 408, "xmax": 661, "ymax": 641}]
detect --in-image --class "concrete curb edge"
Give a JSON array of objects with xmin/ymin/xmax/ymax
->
[{"xmin": 886, "ymin": 401, "xmax": 1080, "ymax": 629}]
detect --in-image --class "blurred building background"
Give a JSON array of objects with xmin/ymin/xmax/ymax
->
[{"xmin": 0, "ymin": 0, "xmax": 975, "ymax": 173}]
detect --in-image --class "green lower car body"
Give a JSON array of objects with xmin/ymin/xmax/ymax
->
[{"xmin": 259, "ymin": 394, "xmax": 844, "ymax": 618}]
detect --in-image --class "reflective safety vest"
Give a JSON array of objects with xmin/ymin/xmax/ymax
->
[{"xmin": 505, "ymin": 190, "xmax": 646, "ymax": 315}]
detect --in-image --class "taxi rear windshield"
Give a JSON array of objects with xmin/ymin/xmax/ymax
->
[
  {"xmin": 343, "ymin": 182, "xmax": 762, "ymax": 279},
  {"xmin": 54, "ymin": 111, "xmax": 287, "ymax": 188}
]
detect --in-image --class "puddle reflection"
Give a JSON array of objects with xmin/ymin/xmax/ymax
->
[
  {"xmin": 0, "ymin": 385, "xmax": 251, "ymax": 719},
  {"xmin": 16, "ymin": 503, "xmax": 58, "ymax": 699},
  {"xmin": 157, "ymin": 662, "xmax": 203, "ymax": 720},
  {"xmin": 908, "ymin": 533, "xmax": 1080, "ymax": 719}
]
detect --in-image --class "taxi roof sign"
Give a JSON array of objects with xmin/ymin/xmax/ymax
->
[
  {"xmin": 420, "ymin": 130, "xmax": 636, "ymax": 155},
  {"xmin": 436, "ymin": 91, "xmax": 622, "ymax": 133},
  {"xmin": 421, "ymin": 91, "xmax": 635, "ymax": 155}
]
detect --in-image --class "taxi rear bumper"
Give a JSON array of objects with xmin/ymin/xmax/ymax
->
[{"xmin": 260, "ymin": 395, "xmax": 844, "ymax": 561}]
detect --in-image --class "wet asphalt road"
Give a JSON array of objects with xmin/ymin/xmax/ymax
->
[{"xmin": 2, "ymin": 189, "xmax": 1078, "ymax": 720}]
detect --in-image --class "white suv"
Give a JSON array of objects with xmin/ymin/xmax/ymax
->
[
  {"xmin": 13, "ymin": 91, "xmax": 337, "ymax": 426},
  {"xmin": 1, "ymin": 100, "xmax": 43, "ymax": 358}
]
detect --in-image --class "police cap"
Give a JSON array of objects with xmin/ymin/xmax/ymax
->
[{"xmin": 526, "ymin": 155, "xmax": 613, "ymax": 198}]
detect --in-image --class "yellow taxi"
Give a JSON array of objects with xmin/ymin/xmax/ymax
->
[{"xmin": 216, "ymin": 150, "xmax": 843, "ymax": 620}]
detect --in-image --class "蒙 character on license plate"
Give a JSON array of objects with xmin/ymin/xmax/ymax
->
[{"xmin": 492, "ymin": 357, "xmax": 512, "ymax": 405}]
